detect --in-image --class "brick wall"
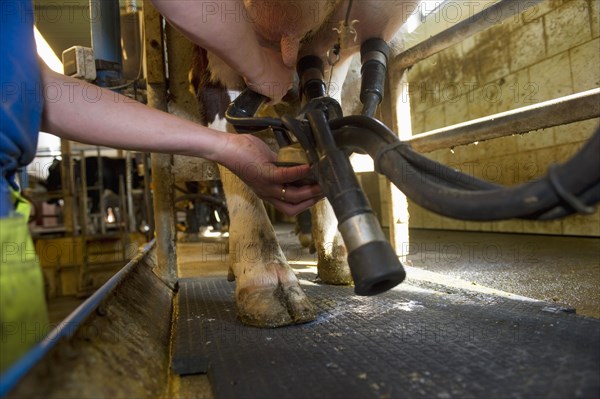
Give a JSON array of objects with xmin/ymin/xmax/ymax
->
[{"xmin": 403, "ymin": 0, "xmax": 599, "ymax": 236}]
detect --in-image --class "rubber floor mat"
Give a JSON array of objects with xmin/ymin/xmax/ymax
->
[{"xmin": 173, "ymin": 276, "xmax": 600, "ymax": 399}]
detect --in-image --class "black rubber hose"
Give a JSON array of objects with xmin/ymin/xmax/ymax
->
[
  {"xmin": 339, "ymin": 126, "xmax": 499, "ymax": 192},
  {"xmin": 536, "ymin": 181, "xmax": 600, "ymax": 220},
  {"xmin": 307, "ymin": 110, "xmax": 337, "ymax": 156},
  {"xmin": 395, "ymin": 144, "xmax": 500, "ymax": 190},
  {"xmin": 360, "ymin": 38, "xmax": 389, "ymax": 117},
  {"xmin": 332, "ymin": 120, "xmax": 600, "ymax": 221},
  {"xmin": 361, "ymin": 93, "xmax": 380, "ymax": 118},
  {"xmin": 331, "ymin": 116, "xmax": 501, "ymax": 190},
  {"xmin": 308, "ymin": 109, "xmax": 406, "ymax": 295},
  {"xmin": 224, "ymin": 91, "xmax": 600, "ymax": 221},
  {"xmin": 298, "ymin": 55, "xmax": 326, "ymax": 100}
]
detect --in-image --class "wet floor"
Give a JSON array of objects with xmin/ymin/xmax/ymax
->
[
  {"xmin": 177, "ymin": 224, "xmax": 600, "ymax": 318},
  {"xmin": 172, "ymin": 225, "xmax": 599, "ymax": 399},
  {"xmin": 407, "ymin": 229, "xmax": 600, "ymax": 318},
  {"xmin": 48, "ymin": 225, "xmax": 599, "ymax": 323}
]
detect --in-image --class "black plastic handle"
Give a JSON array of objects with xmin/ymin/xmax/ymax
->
[{"xmin": 227, "ymin": 88, "xmax": 268, "ymax": 118}]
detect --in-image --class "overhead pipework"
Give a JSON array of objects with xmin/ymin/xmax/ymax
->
[{"xmin": 89, "ymin": 0, "xmax": 122, "ymax": 88}]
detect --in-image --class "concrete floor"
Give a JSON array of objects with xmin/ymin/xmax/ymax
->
[{"xmin": 177, "ymin": 224, "xmax": 600, "ymax": 318}]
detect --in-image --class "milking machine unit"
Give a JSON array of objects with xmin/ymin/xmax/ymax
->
[{"xmin": 225, "ymin": 38, "xmax": 600, "ymax": 296}]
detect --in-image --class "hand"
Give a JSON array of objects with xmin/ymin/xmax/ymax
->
[
  {"xmin": 244, "ymin": 46, "xmax": 294, "ymax": 104},
  {"xmin": 220, "ymin": 134, "xmax": 323, "ymax": 215}
]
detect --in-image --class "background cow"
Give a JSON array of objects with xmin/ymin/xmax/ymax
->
[{"xmin": 44, "ymin": 156, "xmax": 143, "ymax": 231}]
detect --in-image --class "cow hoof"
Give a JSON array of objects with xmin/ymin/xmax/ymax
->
[
  {"xmin": 298, "ymin": 233, "xmax": 312, "ymax": 249},
  {"xmin": 317, "ymin": 259, "xmax": 353, "ymax": 285},
  {"xmin": 179, "ymin": 233, "xmax": 200, "ymax": 243},
  {"xmin": 236, "ymin": 285, "xmax": 316, "ymax": 328},
  {"xmin": 227, "ymin": 266, "xmax": 235, "ymax": 282},
  {"xmin": 282, "ymin": 284, "xmax": 317, "ymax": 324}
]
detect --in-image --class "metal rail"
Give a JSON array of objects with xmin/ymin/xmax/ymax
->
[
  {"xmin": 391, "ymin": 0, "xmax": 544, "ymax": 70},
  {"xmin": 407, "ymin": 88, "xmax": 600, "ymax": 152},
  {"xmin": 0, "ymin": 240, "xmax": 156, "ymax": 397}
]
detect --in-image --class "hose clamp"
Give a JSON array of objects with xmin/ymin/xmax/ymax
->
[{"xmin": 374, "ymin": 141, "xmax": 409, "ymax": 174}]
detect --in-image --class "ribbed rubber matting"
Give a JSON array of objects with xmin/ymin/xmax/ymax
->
[{"xmin": 173, "ymin": 276, "xmax": 600, "ymax": 398}]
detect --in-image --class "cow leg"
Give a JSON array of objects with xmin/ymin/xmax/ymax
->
[
  {"xmin": 206, "ymin": 107, "xmax": 315, "ymax": 327},
  {"xmin": 312, "ymin": 55, "xmax": 354, "ymax": 285},
  {"xmin": 295, "ymin": 210, "xmax": 313, "ymax": 250},
  {"xmin": 192, "ymin": 51, "xmax": 315, "ymax": 326},
  {"xmin": 217, "ymin": 161, "xmax": 316, "ymax": 327},
  {"xmin": 311, "ymin": 200, "xmax": 353, "ymax": 284}
]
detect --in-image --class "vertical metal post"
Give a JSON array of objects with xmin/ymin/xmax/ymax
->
[
  {"xmin": 96, "ymin": 147, "xmax": 106, "ymax": 234},
  {"xmin": 79, "ymin": 151, "xmax": 89, "ymax": 237},
  {"xmin": 89, "ymin": 0, "xmax": 122, "ymax": 87},
  {"xmin": 143, "ymin": 2, "xmax": 177, "ymax": 287},
  {"xmin": 59, "ymin": 139, "xmax": 76, "ymax": 235},
  {"xmin": 125, "ymin": 151, "xmax": 136, "ymax": 232},
  {"xmin": 118, "ymin": 175, "xmax": 129, "ymax": 261},
  {"xmin": 78, "ymin": 150, "xmax": 90, "ymax": 294},
  {"xmin": 142, "ymin": 153, "xmax": 154, "ymax": 239}
]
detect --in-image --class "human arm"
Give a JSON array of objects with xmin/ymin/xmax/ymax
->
[
  {"xmin": 151, "ymin": 0, "xmax": 293, "ymax": 103},
  {"xmin": 39, "ymin": 66, "xmax": 320, "ymax": 215}
]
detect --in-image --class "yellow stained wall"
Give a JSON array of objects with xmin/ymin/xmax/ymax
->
[
  {"xmin": 404, "ymin": 0, "xmax": 599, "ymax": 236},
  {"xmin": 36, "ymin": 234, "xmax": 146, "ymax": 297}
]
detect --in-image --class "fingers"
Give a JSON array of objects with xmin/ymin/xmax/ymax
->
[
  {"xmin": 271, "ymin": 197, "xmax": 322, "ymax": 217},
  {"xmin": 271, "ymin": 163, "xmax": 314, "ymax": 184},
  {"xmin": 274, "ymin": 183, "xmax": 323, "ymax": 205},
  {"xmin": 263, "ymin": 183, "xmax": 323, "ymax": 216}
]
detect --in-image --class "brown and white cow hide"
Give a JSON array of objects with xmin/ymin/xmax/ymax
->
[{"xmin": 188, "ymin": 0, "xmax": 415, "ymax": 327}]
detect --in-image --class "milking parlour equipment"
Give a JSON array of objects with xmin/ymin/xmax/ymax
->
[{"xmin": 225, "ymin": 38, "xmax": 600, "ymax": 297}]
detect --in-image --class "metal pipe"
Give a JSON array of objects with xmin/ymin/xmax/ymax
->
[
  {"xmin": 78, "ymin": 151, "xmax": 89, "ymax": 294},
  {"xmin": 97, "ymin": 148, "xmax": 106, "ymax": 234},
  {"xmin": 142, "ymin": 153, "xmax": 154, "ymax": 239},
  {"xmin": 89, "ymin": 0, "xmax": 122, "ymax": 87},
  {"xmin": 125, "ymin": 151, "xmax": 136, "ymax": 232},
  {"xmin": 391, "ymin": 0, "xmax": 544, "ymax": 70},
  {"xmin": 408, "ymin": 88, "xmax": 600, "ymax": 153},
  {"xmin": 79, "ymin": 151, "xmax": 88, "ymax": 236},
  {"xmin": 60, "ymin": 140, "xmax": 76, "ymax": 235}
]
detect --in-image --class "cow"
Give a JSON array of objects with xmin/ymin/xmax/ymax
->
[
  {"xmin": 157, "ymin": 0, "xmax": 415, "ymax": 327},
  {"xmin": 45, "ymin": 156, "xmax": 143, "ymax": 224}
]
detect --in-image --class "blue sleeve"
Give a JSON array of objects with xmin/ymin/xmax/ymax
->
[{"xmin": 0, "ymin": 0, "xmax": 44, "ymax": 216}]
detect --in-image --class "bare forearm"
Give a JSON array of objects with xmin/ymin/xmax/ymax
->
[
  {"xmin": 39, "ymin": 67, "xmax": 322, "ymax": 216},
  {"xmin": 40, "ymin": 66, "xmax": 229, "ymax": 163}
]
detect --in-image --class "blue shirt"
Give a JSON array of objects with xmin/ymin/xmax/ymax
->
[{"xmin": 0, "ymin": 0, "xmax": 43, "ymax": 217}]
